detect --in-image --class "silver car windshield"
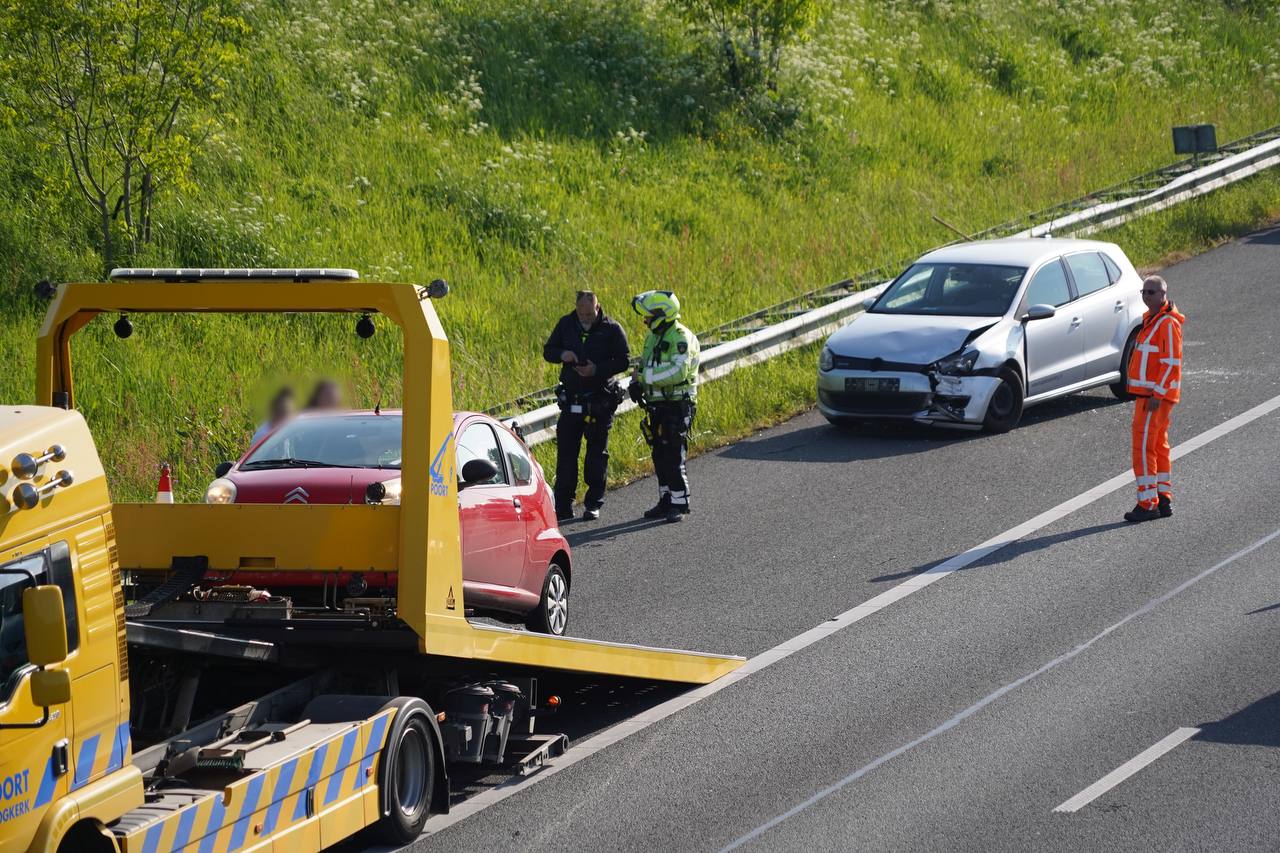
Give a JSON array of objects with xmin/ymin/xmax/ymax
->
[
  {"xmin": 244, "ymin": 415, "xmax": 402, "ymax": 469},
  {"xmin": 872, "ymin": 263, "xmax": 1027, "ymax": 317}
]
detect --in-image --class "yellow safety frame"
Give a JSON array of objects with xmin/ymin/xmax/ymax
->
[{"xmin": 36, "ymin": 280, "xmax": 743, "ymax": 684}]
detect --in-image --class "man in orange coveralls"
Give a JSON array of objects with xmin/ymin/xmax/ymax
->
[{"xmin": 1124, "ymin": 274, "xmax": 1185, "ymax": 523}]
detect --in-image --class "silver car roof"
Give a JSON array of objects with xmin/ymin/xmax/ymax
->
[{"xmin": 916, "ymin": 238, "xmax": 1119, "ymax": 267}]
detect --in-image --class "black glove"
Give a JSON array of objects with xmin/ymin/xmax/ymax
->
[{"xmin": 628, "ymin": 381, "xmax": 644, "ymax": 404}]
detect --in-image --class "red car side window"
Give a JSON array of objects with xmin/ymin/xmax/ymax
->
[
  {"xmin": 456, "ymin": 424, "xmax": 507, "ymax": 486},
  {"xmin": 498, "ymin": 428, "xmax": 533, "ymax": 486}
]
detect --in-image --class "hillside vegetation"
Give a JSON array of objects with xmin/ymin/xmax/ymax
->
[{"xmin": 1, "ymin": 0, "xmax": 1278, "ymax": 499}]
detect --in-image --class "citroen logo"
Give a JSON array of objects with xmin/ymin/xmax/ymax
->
[{"xmin": 284, "ymin": 487, "xmax": 309, "ymax": 504}]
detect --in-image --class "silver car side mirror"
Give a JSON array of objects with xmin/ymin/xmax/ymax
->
[
  {"xmin": 1021, "ymin": 304, "xmax": 1056, "ymax": 322},
  {"xmin": 861, "ymin": 295, "xmax": 878, "ymax": 310}
]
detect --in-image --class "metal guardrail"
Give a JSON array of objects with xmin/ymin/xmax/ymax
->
[{"xmin": 493, "ymin": 124, "xmax": 1280, "ymax": 446}]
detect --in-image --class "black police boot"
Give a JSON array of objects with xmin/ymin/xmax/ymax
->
[
  {"xmin": 1124, "ymin": 503, "xmax": 1160, "ymax": 523},
  {"xmin": 1158, "ymin": 495, "xmax": 1172, "ymax": 518},
  {"xmin": 582, "ymin": 507, "xmax": 601, "ymax": 521},
  {"xmin": 665, "ymin": 504, "xmax": 690, "ymax": 524},
  {"xmin": 643, "ymin": 495, "xmax": 671, "ymax": 519},
  {"xmin": 556, "ymin": 505, "xmax": 575, "ymax": 523}
]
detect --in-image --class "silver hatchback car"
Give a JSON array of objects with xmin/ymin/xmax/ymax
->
[{"xmin": 817, "ymin": 239, "xmax": 1146, "ymax": 432}]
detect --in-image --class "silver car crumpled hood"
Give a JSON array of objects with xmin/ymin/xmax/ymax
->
[{"xmin": 826, "ymin": 311, "xmax": 998, "ymax": 365}]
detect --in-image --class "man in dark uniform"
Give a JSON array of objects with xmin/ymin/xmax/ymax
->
[{"xmin": 543, "ymin": 291, "xmax": 630, "ymax": 521}]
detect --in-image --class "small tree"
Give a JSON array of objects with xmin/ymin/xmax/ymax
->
[
  {"xmin": 0, "ymin": 0, "xmax": 247, "ymax": 271},
  {"xmin": 673, "ymin": 0, "xmax": 821, "ymax": 93}
]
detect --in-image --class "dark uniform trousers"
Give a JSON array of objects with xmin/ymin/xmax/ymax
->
[
  {"xmin": 649, "ymin": 400, "xmax": 695, "ymax": 506},
  {"xmin": 555, "ymin": 407, "xmax": 614, "ymax": 512}
]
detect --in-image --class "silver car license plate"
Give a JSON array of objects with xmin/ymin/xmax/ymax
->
[{"xmin": 845, "ymin": 377, "xmax": 899, "ymax": 393}]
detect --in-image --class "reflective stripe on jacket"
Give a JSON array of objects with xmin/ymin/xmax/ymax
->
[
  {"xmin": 1126, "ymin": 302, "xmax": 1185, "ymax": 404},
  {"xmin": 640, "ymin": 321, "xmax": 700, "ymax": 400}
]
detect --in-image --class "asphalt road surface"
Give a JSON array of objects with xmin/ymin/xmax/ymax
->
[{"xmin": 407, "ymin": 225, "xmax": 1280, "ymax": 852}]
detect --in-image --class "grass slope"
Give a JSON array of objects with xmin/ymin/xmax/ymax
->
[
  {"xmin": 0, "ymin": 0, "xmax": 1277, "ymax": 499},
  {"xmin": 538, "ymin": 169, "xmax": 1280, "ymax": 495}
]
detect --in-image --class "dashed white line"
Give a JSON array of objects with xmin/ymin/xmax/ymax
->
[
  {"xmin": 721, "ymin": 525, "xmax": 1280, "ymax": 851},
  {"xmin": 413, "ymin": 393, "xmax": 1280, "ymax": 844},
  {"xmin": 1054, "ymin": 727, "xmax": 1202, "ymax": 814}
]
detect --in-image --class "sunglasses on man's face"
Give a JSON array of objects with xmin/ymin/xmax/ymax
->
[{"xmin": 1141, "ymin": 289, "xmax": 1162, "ymax": 295}]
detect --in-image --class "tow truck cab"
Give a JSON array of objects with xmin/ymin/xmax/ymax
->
[{"xmin": 0, "ymin": 407, "xmax": 142, "ymax": 853}]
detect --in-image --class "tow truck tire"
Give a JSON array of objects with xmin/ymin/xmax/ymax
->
[
  {"xmin": 57, "ymin": 821, "xmax": 115, "ymax": 853},
  {"xmin": 982, "ymin": 367, "xmax": 1024, "ymax": 433},
  {"xmin": 373, "ymin": 698, "xmax": 437, "ymax": 844},
  {"xmin": 526, "ymin": 561, "xmax": 569, "ymax": 636}
]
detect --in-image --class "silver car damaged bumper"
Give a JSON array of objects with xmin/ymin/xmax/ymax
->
[{"xmin": 816, "ymin": 368, "xmax": 1001, "ymax": 427}]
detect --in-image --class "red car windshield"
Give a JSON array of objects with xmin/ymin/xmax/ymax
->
[{"xmin": 243, "ymin": 415, "xmax": 402, "ymax": 470}]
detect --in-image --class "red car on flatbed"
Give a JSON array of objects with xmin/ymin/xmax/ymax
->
[{"xmin": 204, "ymin": 409, "xmax": 571, "ymax": 634}]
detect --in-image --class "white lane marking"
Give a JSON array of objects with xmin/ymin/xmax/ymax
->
[
  {"xmin": 411, "ymin": 393, "xmax": 1280, "ymax": 843},
  {"xmin": 1053, "ymin": 727, "xmax": 1201, "ymax": 814},
  {"xmin": 721, "ymin": 526, "xmax": 1280, "ymax": 851}
]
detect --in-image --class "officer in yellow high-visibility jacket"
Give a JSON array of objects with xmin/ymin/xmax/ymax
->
[{"xmin": 630, "ymin": 290, "xmax": 700, "ymax": 523}]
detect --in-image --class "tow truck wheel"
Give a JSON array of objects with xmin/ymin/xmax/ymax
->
[
  {"xmin": 57, "ymin": 821, "xmax": 115, "ymax": 853},
  {"xmin": 527, "ymin": 561, "xmax": 569, "ymax": 636},
  {"xmin": 374, "ymin": 699, "xmax": 437, "ymax": 844}
]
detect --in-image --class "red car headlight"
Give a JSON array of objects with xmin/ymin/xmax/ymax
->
[{"xmin": 205, "ymin": 478, "xmax": 237, "ymax": 504}]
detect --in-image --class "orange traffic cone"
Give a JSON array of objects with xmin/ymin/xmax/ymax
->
[{"xmin": 155, "ymin": 463, "xmax": 174, "ymax": 504}]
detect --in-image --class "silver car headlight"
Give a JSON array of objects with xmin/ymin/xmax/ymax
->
[
  {"xmin": 365, "ymin": 477, "xmax": 402, "ymax": 505},
  {"xmin": 205, "ymin": 478, "xmax": 237, "ymax": 504},
  {"xmin": 933, "ymin": 348, "xmax": 979, "ymax": 376},
  {"xmin": 819, "ymin": 346, "xmax": 835, "ymax": 372}
]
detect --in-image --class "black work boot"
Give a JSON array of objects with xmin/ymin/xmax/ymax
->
[
  {"xmin": 643, "ymin": 495, "xmax": 672, "ymax": 519},
  {"xmin": 1158, "ymin": 495, "xmax": 1172, "ymax": 518},
  {"xmin": 665, "ymin": 505, "xmax": 690, "ymax": 524},
  {"xmin": 1124, "ymin": 503, "xmax": 1160, "ymax": 523},
  {"xmin": 582, "ymin": 507, "xmax": 601, "ymax": 521},
  {"xmin": 556, "ymin": 505, "xmax": 575, "ymax": 523}
]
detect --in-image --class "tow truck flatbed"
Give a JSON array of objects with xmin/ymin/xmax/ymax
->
[{"xmin": 0, "ymin": 272, "xmax": 744, "ymax": 853}]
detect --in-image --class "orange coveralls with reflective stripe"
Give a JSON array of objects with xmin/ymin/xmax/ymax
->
[{"xmin": 1126, "ymin": 302, "xmax": 1185, "ymax": 509}]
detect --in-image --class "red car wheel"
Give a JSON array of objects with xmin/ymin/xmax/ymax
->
[{"xmin": 526, "ymin": 562, "xmax": 568, "ymax": 635}]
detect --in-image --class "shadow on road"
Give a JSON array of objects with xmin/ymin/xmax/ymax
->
[
  {"xmin": 872, "ymin": 521, "xmax": 1129, "ymax": 583},
  {"xmin": 1245, "ymin": 601, "xmax": 1280, "ymax": 615},
  {"xmin": 1020, "ymin": 391, "xmax": 1125, "ymax": 424},
  {"xmin": 1243, "ymin": 226, "xmax": 1280, "ymax": 246},
  {"xmin": 871, "ymin": 565, "xmax": 935, "ymax": 583},
  {"xmin": 719, "ymin": 421, "xmax": 970, "ymax": 464},
  {"xmin": 720, "ymin": 392, "xmax": 1124, "ymax": 464},
  {"xmin": 567, "ymin": 515, "xmax": 666, "ymax": 547},
  {"xmin": 965, "ymin": 522, "xmax": 1130, "ymax": 571},
  {"xmin": 1194, "ymin": 690, "xmax": 1280, "ymax": 748}
]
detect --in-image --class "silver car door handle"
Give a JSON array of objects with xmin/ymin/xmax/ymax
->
[
  {"xmin": 1070, "ymin": 317, "xmax": 1082, "ymax": 327},
  {"xmin": 512, "ymin": 497, "xmax": 522, "ymax": 511},
  {"xmin": 1114, "ymin": 300, "xmax": 1124, "ymax": 311}
]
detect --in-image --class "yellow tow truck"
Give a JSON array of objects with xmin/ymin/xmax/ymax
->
[{"xmin": 0, "ymin": 269, "xmax": 743, "ymax": 853}]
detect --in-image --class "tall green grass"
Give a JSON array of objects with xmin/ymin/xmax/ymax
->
[{"xmin": 0, "ymin": 0, "xmax": 1277, "ymax": 499}]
